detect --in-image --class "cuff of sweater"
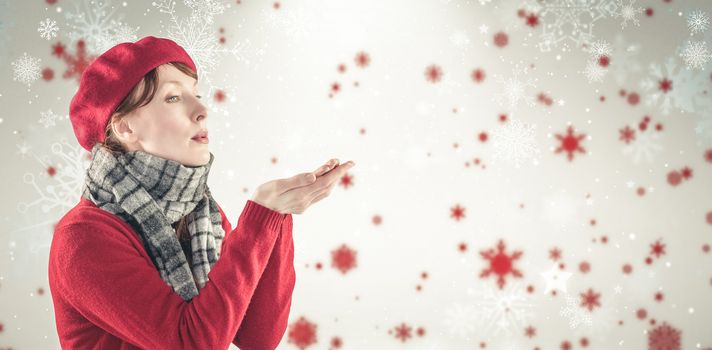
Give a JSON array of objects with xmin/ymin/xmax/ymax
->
[{"xmin": 240, "ymin": 199, "xmax": 287, "ymax": 233}]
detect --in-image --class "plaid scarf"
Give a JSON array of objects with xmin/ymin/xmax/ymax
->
[{"xmin": 81, "ymin": 144, "xmax": 225, "ymax": 302}]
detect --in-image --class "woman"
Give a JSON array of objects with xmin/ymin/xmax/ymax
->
[{"xmin": 47, "ymin": 36, "xmax": 355, "ymax": 350}]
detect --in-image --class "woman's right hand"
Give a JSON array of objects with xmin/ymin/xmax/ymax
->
[{"xmin": 250, "ymin": 158, "xmax": 356, "ymax": 215}]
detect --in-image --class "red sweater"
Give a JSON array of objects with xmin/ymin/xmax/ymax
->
[{"xmin": 48, "ymin": 197, "xmax": 296, "ymax": 350}]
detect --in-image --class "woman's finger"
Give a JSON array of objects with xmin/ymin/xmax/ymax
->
[{"xmin": 313, "ymin": 159, "xmax": 339, "ymax": 177}]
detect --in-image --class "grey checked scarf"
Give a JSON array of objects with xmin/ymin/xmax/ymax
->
[{"xmin": 82, "ymin": 143, "xmax": 225, "ymax": 302}]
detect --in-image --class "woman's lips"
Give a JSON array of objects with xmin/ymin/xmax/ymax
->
[{"xmin": 191, "ymin": 136, "xmax": 209, "ymax": 144}]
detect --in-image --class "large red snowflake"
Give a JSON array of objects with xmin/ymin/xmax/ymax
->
[
  {"xmin": 579, "ymin": 288, "xmax": 601, "ymax": 311},
  {"xmin": 57, "ymin": 40, "xmax": 96, "ymax": 83},
  {"xmin": 479, "ymin": 239, "xmax": 523, "ymax": 289},
  {"xmin": 331, "ymin": 244, "xmax": 357, "ymax": 274},
  {"xmin": 554, "ymin": 125, "xmax": 587, "ymax": 161},
  {"xmin": 288, "ymin": 316, "xmax": 318, "ymax": 350},
  {"xmin": 390, "ymin": 323, "xmax": 412, "ymax": 342},
  {"xmin": 648, "ymin": 322, "xmax": 681, "ymax": 350}
]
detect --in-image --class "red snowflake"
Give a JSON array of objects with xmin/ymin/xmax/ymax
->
[
  {"xmin": 450, "ymin": 204, "xmax": 466, "ymax": 221},
  {"xmin": 479, "ymin": 239, "xmax": 523, "ymax": 289},
  {"xmin": 658, "ymin": 78, "xmax": 673, "ymax": 93},
  {"xmin": 59, "ymin": 40, "xmax": 96, "ymax": 82},
  {"xmin": 579, "ymin": 288, "xmax": 601, "ymax": 311},
  {"xmin": 471, "ymin": 68, "xmax": 486, "ymax": 83},
  {"xmin": 650, "ymin": 239, "xmax": 666, "ymax": 258},
  {"xmin": 525, "ymin": 325, "xmax": 536, "ymax": 337},
  {"xmin": 331, "ymin": 244, "xmax": 357, "ymax": 274},
  {"xmin": 354, "ymin": 51, "xmax": 370, "ymax": 68},
  {"xmin": 648, "ymin": 322, "xmax": 681, "ymax": 350},
  {"xmin": 549, "ymin": 247, "xmax": 562, "ymax": 261},
  {"xmin": 493, "ymin": 31, "xmax": 509, "ymax": 47},
  {"xmin": 554, "ymin": 125, "xmax": 587, "ymax": 161},
  {"xmin": 338, "ymin": 172, "xmax": 354, "ymax": 189},
  {"xmin": 424, "ymin": 64, "xmax": 443, "ymax": 83},
  {"xmin": 619, "ymin": 125, "xmax": 636, "ymax": 144},
  {"xmin": 390, "ymin": 323, "xmax": 412, "ymax": 342},
  {"xmin": 288, "ymin": 316, "xmax": 318, "ymax": 350}
]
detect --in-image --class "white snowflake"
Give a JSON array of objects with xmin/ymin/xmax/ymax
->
[
  {"xmin": 688, "ymin": 10, "xmax": 710, "ymax": 34},
  {"xmin": 639, "ymin": 56, "xmax": 709, "ymax": 115},
  {"xmin": 585, "ymin": 39, "xmax": 612, "ymax": 59},
  {"xmin": 680, "ymin": 40, "xmax": 711, "ymax": 70},
  {"xmin": 622, "ymin": 131, "xmax": 663, "ymax": 164},
  {"xmin": 494, "ymin": 64, "xmax": 538, "ymax": 113},
  {"xmin": 583, "ymin": 60, "xmax": 608, "ymax": 83},
  {"xmin": 610, "ymin": 33, "xmax": 642, "ymax": 85},
  {"xmin": 37, "ymin": 18, "xmax": 59, "ymax": 40},
  {"xmin": 560, "ymin": 294, "xmax": 593, "ymax": 330},
  {"xmin": 38, "ymin": 109, "xmax": 63, "ymax": 128},
  {"xmin": 64, "ymin": 0, "xmax": 139, "ymax": 55},
  {"xmin": 16, "ymin": 141, "xmax": 32, "ymax": 159},
  {"xmin": 491, "ymin": 118, "xmax": 541, "ymax": 168},
  {"xmin": 525, "ymin": 0, "xmax": 620, "ymax": 52},
  {"xmin": 11, "ymin": 52, "xmax": 42, "ymax": 88},
  {"xmin": 155, "ymin": 0, "xmax": 264, "ymax": 93},
  {"xmin": 467, "ymin": 282, "xmax": 535, "ymax": 337},
  {"xmin": 18, "ymin": 140, "xmax": 91, "ymax": 215},
  {"xmin": 615, "ymin": 0, "xmax": 643, "ymax": 29},
  {"xmin": 442, "ymin": 302, "xmax": 478, "ymax": 339}
]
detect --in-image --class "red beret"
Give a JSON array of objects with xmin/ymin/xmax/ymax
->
[{"xmin": 69, "ymin": 36, "xmax": 197, "ymax": 152}]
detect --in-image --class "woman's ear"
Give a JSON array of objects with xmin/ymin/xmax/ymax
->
[{"xmin": 111, "ymin": 115, "xmax": 139, "ymax": 144}]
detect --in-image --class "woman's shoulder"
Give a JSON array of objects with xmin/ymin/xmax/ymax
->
[{"xmin": 54, "ymin": 197, "xmax": 131, "ymax": 234}]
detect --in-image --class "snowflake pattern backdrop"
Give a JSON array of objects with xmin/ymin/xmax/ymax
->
[{"xmin": 1, "ymin": 0, "xmax": 711, "ymax": 349}]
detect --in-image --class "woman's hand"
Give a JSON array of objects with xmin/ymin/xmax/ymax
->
[{"xmin": 250, "ymin": 159, "xmax": 356, "ymax": 215}]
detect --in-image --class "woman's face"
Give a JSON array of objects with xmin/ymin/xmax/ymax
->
[{"xmin": 114, "ymin": 64, "xmax": 209, "ymax": 167}]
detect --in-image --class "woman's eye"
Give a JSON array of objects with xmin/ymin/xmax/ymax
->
[
  {"xmin": 195, "ymin": 95, "xmax": 202, "ymax": 99},
  {"xmin": 166, "ymin": 95, "xmax": 179, "ymax": 103}
]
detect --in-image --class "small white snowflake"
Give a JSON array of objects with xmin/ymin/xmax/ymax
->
[
  {"xmin": 616, "ymin": 0, "xmax": 643, "ymax": 29},
  {"xmin": 680, "ymin": 40, "xmax": 711, "ymax": 70},
  {"xmin": 688, "ymin": 10, "xmax": 710, "ymax": 34},
  {"xmin": 39, "ymin": 109, "xmax": 61, "ymax": 128},
  {"xmin": 11, "ymin": 52, "xmax": 42, "ymax": 88},
  {"xmin": 38, "ymin": 18, "xmax": 59, "ymax": 40},
  {"xmin": 583, "ymin": 60, "xmax": 608, "ymax": 83},
  {"xmin": 491, "ymin": 118, "xmax": 541, "ymax": 168}
]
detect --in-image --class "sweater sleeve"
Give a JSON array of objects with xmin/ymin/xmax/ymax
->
[
  {"xmin": 51, "ymin": 199, "xmax": 287, "ymax": 350},
  {"xmin": 230, "ymin": 212, "xmax": 296, "ymax": 350}
]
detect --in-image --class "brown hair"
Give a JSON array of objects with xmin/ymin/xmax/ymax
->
[{"xmin": 102, "ymin": 61, "xmax": 198, "ymax": 243}]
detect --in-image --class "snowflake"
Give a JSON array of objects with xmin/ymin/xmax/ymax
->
[
  {"xmin": 525, "ymin": 0, "xmax": 620, "ymax": 52},
  {"xmin": 584, "ymin": 39, "xmax": 612, "ymax": 59},
  {"xmin": 442, "ymin": 302, "xmax": 478, "ymax": 339},
  {"xmin": 490, "ymin": 118, "xmax": 541, "ymax": 168},
  {"xmin": 579, "ymin": 288, "xmax": 601, "ymax": 311},
  {"xmin": 583, "ymin": 60, "xmax": 607, "ymax": 82},
  {"xmin": 560, "ymin": 294, "xmax": 593, "ymax": 329},
  {"xmin": 688, "ymin": 10, "xmax": 710, "ymax": 35},
  {"xmin": 622, "ymin": 131, "xmax": 663, "ymax": 163},
  {"xmin": 494, "ymin": 63, "xmax": 537, "ymax": 112},
  {"xmin": 154, "ymin": 0, "xmax": 264, "ymax": 99},
  {"xmin": 640, "ymin": 56, "xmax": 710, "ymax": 115},
  {"xmin": 554, "ymin": 125, "xmax": 587, "ymax": 161},
  {"xmin": 615, "ymin": 0, "xmax": 643, "ymax": 29},
  {"xmin": 680, "ymin": 40, "xmax": 711, "ymax": 70},
  {"xmin": 648, "ymin": 322, "xmax": 681, "ymax": 350},
  {"xmin": 64, "ymin": 0, "xmax": 139, "ymax": 55},
  {"xmin": 18, "ymin": 139, "xmax": 91, "ymax": 215},
  {"xmin": 287, "ymin": 316, "xmax": 318, "ymax": 350},
  {"xmin": 11, "ymin": 52, "xmax": 42, "ymax": 88},
  {"xmin": 610, "ymin": 33, "xmax": 642, "ymax": 85},
  {"xmin": 37, "ymin": 18, "xmax": 59, "ymax": 40},
  {"xmin": 38, "ymin": 109, "xmax": 64, "ymax": 128},
  {"xmin": 331, "ymin": 244, "xmax": 357, "ymax": 274},
  {"xmin": 479, "ymin": 239, "xmax": 523, "ymax": 289},
  {"xmin": 467, "ymin": 282, "xmax": 534, "ymax": 337}
]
